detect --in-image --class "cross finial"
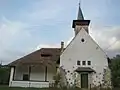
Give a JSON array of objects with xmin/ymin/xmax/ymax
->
[{"xmin": 77, "ymin": 0, "xmax": 84, "ymax": 20}]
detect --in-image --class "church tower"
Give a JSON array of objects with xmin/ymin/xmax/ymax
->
[{"xmin": 72, "ymin": 4, "xmax": 90, "ymax": 36}]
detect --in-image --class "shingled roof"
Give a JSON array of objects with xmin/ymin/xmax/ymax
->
[{"xmin": 9, "ymin": 48, "xmax": 62, "ymax": 67}]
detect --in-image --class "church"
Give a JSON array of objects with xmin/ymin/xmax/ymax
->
[{"xmin": 9, "ymin": 4, "xmax": 111, "ymax": 89}]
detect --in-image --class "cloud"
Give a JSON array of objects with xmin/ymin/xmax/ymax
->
[
  {"xmin": 0, "ymin": 49, "xmax": 25, "ymax": 64},
  {"xmin": 35, "ymin": 44, "xmax": 60, "ymax": 50},
  {"xmin": 90, "ymin": 25, "xmax": 120, "ymax": 57},
  {"xmin": 0, "ymin": 0, "xmax": 120, "ymax": 65},
  {"xmin": 0, "ymin": 17, "xmax": 32, "ymax": 64},
  {"xmin": 1, "ymin": 16, "xmax": 120, "ymax": 65},
  {"xmin": 35, "ymin": 25, "xmax": 120, "ymax": 58},
  {"xmin": 35, "ymin": 36, "xmax": 74, "ymax": 50},
  {"xmin": 21, "ymin": 0, "xmax": 70, "ymax": 25},
  {"xmin": 0, "ymin": 17, "xmax": 28, "ymax": 42},
  {"xmin": 0, "ymin": 0, "xmax": 70, "ymax": 65}
]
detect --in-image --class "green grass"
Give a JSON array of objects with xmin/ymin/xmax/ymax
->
[
  {"xmin": 0, "ymin": 85, "xmax": 49, "ymax": 90},
  {"xmin": 0, "ymin": 85, "xmax": 65, "ymax": 90},
  {"xmin": 0, "ymin": 85, "xmax": 118, "ymax": 90}
]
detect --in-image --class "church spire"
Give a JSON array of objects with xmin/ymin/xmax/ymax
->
[
  {"xmin": 72, "ymin": 1, "xmax": 90, "ymax": 36},
  {"xmin": 77, "ymin": 2, "xmax": 84, "ymax": 20}
]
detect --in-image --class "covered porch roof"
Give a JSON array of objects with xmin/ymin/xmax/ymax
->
[{"xmin": 75, "ymin": 67, "xmax": 95, "ymax": 73}]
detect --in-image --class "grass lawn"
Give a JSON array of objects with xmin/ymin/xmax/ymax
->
[
  {"xmin": 0, "ymin": 85, "xmax": 51, "ymax": 90},
  {"xmin": 1, "ymin": 85, "xmax": 119, "ymax": 90}
]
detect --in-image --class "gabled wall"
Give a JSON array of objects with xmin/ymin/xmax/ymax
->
[{"xmin": 60, "ymin": 28, "xmax": 110, "ymax": 88}]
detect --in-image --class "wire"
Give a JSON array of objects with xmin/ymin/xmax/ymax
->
[{"xmin": 104, "ymin": 39, "xmax": 120, "ymax": 51}]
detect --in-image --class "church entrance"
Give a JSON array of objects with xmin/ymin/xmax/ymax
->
[
  {"xmin": 75, "ymin": 67, "xmax": 95, "ymax": 88},
  {"xmin": 81, "ymin": 73, "xmax": 88, "ymax": 88}
]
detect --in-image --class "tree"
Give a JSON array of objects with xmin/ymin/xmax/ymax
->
[
  {"xmin": 53, "ymin": 73, "xmax": 61, "ymax": 87},
  {"xmin": 110, "ymin": 55, "xmax": 120, "ymax": 87},
  {"xmin": 0, "ymin": 65, "xmax": 10, "ymax": 85}
]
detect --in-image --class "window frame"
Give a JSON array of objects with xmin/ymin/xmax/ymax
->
[
  {"xmin": 82, "ymin": 61, "xmax": 86, "ymax": 65},
  {"xmin": 77, "ymin": 60, "xmax": 81, "ymax": 65},
  {"xmin": 23, "ymin": 74, "xmax": 29, "ymax": 81},
  {"xmin": 81, "ymin": 38, "xmax": 85, "ymax": 42},
  {"xmin": 41, "ymin": 54, "xmax": 52, "ymax": 57},
  {"xmin": 88, "ymin": 61, "xmax": 91, "ymax": 65}
]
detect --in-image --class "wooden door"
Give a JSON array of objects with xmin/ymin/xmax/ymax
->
[{"xmin": 81, "ymin": 73, "xmax": 88, "ymax": 88}]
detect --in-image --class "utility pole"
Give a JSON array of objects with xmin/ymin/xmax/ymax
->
[{"xmin": 0, "ymin": 60, "xmax": 2, "ymax": 66}]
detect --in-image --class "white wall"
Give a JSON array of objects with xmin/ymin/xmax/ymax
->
[
  {"xmin": 30, "ymin": 66, "xmax": 45, "ymax": 81},
  {"xmin": 47, "ymin": 67, "xmax": 56, "ymax": 82},
  {"xmin": 60, "ymin": 27, "xmax": 109, "ymax": 87},
  {"xmin": 14, "ymin": 65, "xmax": 55, "ymax": 82},
  {"xmin": 14, "ymin": 65, "xmax": 28, "ymax": 80},
  {"xmin": 10, "ymin": 81, "xmax": 49, "ymax": 88}
]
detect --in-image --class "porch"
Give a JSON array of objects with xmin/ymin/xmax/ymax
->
[{"xmin": 9, "ymin": 64, "xmax": 56, "ymax": 88}]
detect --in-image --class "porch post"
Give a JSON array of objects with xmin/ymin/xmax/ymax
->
[
  {"xmin": 9, "ymin": 66, "xmax": 15, "ymax": 87},
  {"xmin": 28, "ymin": 66, "xmax": 31, "ymax": 80},
  {"xmin": 45, "ymin": 66, "xmax": 47, "ymax": 81},
  {"xmin": 28, "ymin": 66, "xmax": 31, "ymax": 87}
]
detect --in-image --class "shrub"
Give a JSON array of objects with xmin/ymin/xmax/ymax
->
[{"xmin": 0, "ymin": 66, "xmax": 10, "ymax": 85}]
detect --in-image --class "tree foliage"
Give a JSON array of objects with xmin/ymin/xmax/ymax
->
[
  {"xmin": 109, "ymin": 55, "xmax": 120, "ymax": 87},
  {"xmin": 0, "ymin": 65, "xmax": 10, "ymax": 85},
  {"xmin": 53, "ymin": 73, "xmax": 61, "ymax": 87}
]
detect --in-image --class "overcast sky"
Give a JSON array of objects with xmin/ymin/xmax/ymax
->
[{"xmin": 0, "ymin": 0, "xmax": 120, "ymax": 65}]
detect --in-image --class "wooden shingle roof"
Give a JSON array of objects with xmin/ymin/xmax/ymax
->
[{"xmin": 9, "ymin": 48, "xmax": 62, "ymax": 66}]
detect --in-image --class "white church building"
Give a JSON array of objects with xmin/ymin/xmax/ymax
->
[{"xmin": 9, "ymin": 4, "xmax": 111, "ymax": 89}]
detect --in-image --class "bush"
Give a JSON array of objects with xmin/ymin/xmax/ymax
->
[{"xmin": 0, "ymin": 66, "xmax": 10, "ymax": 85}]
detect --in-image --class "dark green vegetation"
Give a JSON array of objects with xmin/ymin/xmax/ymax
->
[
  {"xmin": 0, "ymin": 85, "xmax": 45, "ymax": 90},
  {"xmin": 0, "ymin": 65, "xmax": 10, "ymax": 85},
  {"xmin": 109, "ymin": 55, "xmax": 120, "ymax": 87}
]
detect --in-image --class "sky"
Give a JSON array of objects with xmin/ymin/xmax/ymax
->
[{"xmin": 0, "ymin": 0, "xmax": 120, "ymax": 65}]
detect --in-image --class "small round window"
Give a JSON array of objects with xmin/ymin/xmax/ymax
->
[
  {"xmin": 67, "ymin": 70, "xmax": 70, "ymax": 73},
  {"xmin": 81, "ymin": 38, "xmax": 85, "ymax": 42}
]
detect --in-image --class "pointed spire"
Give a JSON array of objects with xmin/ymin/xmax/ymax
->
[{"xmin": 77, "ymin": 1, "xmax": 84, "ymax": 20}]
